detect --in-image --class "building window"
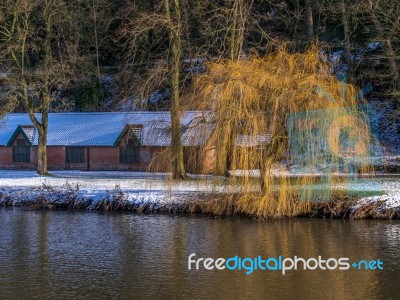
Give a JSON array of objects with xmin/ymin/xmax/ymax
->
[
  {"xmin": 13, "ymin": 139, "xmax": 30, "ymax": 162},
  {"xmin": 66, "ymin": 147, "xmax": 85, "ymax": 163},
  {"xmin": 120, "ymin": 139, "xmax": 140, "ymax": 163}
]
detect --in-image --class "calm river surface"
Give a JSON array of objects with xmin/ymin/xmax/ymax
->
[{"xmin": 0, "ymin": 208, "xmax": 399, "ymax": 300}]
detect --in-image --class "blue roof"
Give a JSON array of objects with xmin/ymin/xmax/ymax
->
[{"xmin": 0, "ymin": 112, "xmax": 212, "ymax": 147}]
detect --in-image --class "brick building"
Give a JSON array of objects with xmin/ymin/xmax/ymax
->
[{"xmin": 0, "ymin": 112, "xmax": 215, "ymax": 173}]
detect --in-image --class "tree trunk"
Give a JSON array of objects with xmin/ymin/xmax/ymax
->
[
  {"xmin": 229, "ymin": 0, "xmax": 244, "ymax": 60},
  {"xmin": 27, "ymin": 103, "xmax": 49, "ymax": 175},
  {"xmin": 341, "ymin": 0, "xmax": 353, "ymax": 79},
  {"xmin": 305, "ymin": 0, "xmax": 314, "ymax": 40},
  {"xmin": 259, "ymin": 155, "xmax": 266, "ymax": 193},
  {"xmin": 92, "ymin": 0, "xmax": 104, "ymax": 111},
  {"xmin": 230, "ymin": 0, "xmax": 239, "ymax": 60},
  {"xmin": 216, "ymin": 128, "xmax": 234, "ymax": 177},
  {"xmin": 37, "ymin": 127, "xmax": 48, "ymax": 175},
  {"xmin": 165, "ymin": 0, "xmax": 186, "ymax": 179},
  {"xmin": 26, "ymin": 108, "xmax": 49, "ymax": 175}
]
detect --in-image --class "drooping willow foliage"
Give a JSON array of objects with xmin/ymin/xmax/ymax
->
[{"xmin": 187, "ymin": 45, "xmax": 374, "ymax": 218}]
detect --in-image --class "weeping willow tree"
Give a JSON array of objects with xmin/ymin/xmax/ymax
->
[{"xmin": 188, "ymin": 46, "xmax": 374, "ymax": 218}]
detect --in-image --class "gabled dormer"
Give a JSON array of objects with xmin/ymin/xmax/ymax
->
[
  {"xmin": 7, "ymin": 125, "xmax": 35, "ymax": 147},
  {"xmin": 114, "ymin": 124, "xmax": 143, "ymax": 164},
  {"xmin": 114, "ymin": 124, "xmax": 143, "ymax": 147},
  {"xmin": 7, "ymin": 125, "xmax": 35, "ymax": 163}
]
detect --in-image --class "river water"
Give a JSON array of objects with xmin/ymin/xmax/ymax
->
[{"xmin": 0, "ymin": 208, "xmax": 399, "ymax": 300}]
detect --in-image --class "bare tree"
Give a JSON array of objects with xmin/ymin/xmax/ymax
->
[
  {"xmin": 120, "ymin": 0, "xmax": 186, "ymax": 179},
  {"xmin": 0, "ymin": 0, "xmax": 77, "ymax": 174},
  {"xmin": 197, "ymin": 0, "xmax": 259, "ymax": 60},
  {"xmin": 165, "ymin": 0, "xmax": 186, "ymax": 179},
  {"xmin": 88, "ymin": 0, "xmax": 114, "ymax": 111},
  {"xmin": 365, "ymin": 0, "xmax": 400, "ymax": 97}
]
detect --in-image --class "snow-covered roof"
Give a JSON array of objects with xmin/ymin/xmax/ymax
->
[
  {"xmin": 236, "ymin": 134, "xmax": 271, "ymax": 147},
  {"xmin": 0, "ymin": 112, "xmax": 212, "ymax": 147},
  {"xmin": 21, "ymin": 126, "xmax": 36, "ymax": 144}
]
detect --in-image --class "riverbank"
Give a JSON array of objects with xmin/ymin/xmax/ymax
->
[
  {"xmin": 0, "ymin": 185, "xmax": 399, "ymax": 219},
  {"xmin": 0, "ymin": 170, "xmax": 399, "ymax": 219}
]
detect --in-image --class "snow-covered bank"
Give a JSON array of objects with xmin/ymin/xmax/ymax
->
[
  {"xmin": 0, "ymin": 170, "xmax": 399, "ymax": 218},
  {"xmin": 0, "ymin": 185, "xmax": 207, "ymax": 213},
  {"xmin": 0, "ymin": 170, "xmax": 231, "ymax": 212}
]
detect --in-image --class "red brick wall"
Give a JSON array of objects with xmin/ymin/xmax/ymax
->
[
  {"xmin": 0, "ymin": 133, "xmax": 37, "ymax": 169},
  {"xmin": 87, "ymin": 146, "xmax": 174, "ymax": 172},
  {"xmin": 0, "ymin": 146, "xmax": 19, "ymax": 169},
  {"xmin": 88, "ymin": 147, "xmax": 118, "ymax": 170},
  {"xmin": 47, "ymin": 146, "xmax": 66, "ymax": 169},
  {"xmin": 0, "ymin": 143, "xmax": 216, "ymax": 173}
]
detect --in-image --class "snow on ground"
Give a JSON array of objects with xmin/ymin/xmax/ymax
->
[
  {"xmin": 0, "ymin": 170, "xmax": 221, "ymax": 206},
  {"xmin": 356, "ymin": 178, "xmax": 400, "ymax": 209},
  {"xmin": 356, "ymin": 195, "xmax": 400, "ymax": 210},
  {"xmin": 0, "ymin": 170, "xmax": 399, "ymax": 208},
  {"xmin": 0, "ymin": 170, "xmax": 237, "ymax": 203}
]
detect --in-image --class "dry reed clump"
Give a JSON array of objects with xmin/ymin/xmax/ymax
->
[
  {"xmin": 350, "ymin": 201, "xmax": 400, "ymax": 219},
  {"xmin": 184, "ymin": 45, "xmax": 375, "ymax": 218},
  {"xmin": 187, "ymin": 193, "xmax": 400, "ymax": 220}
]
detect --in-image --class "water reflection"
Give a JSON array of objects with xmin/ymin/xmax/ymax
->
[{"xmin": 0, "ymin": 209, "xmax": 399, "ymax": 300}]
